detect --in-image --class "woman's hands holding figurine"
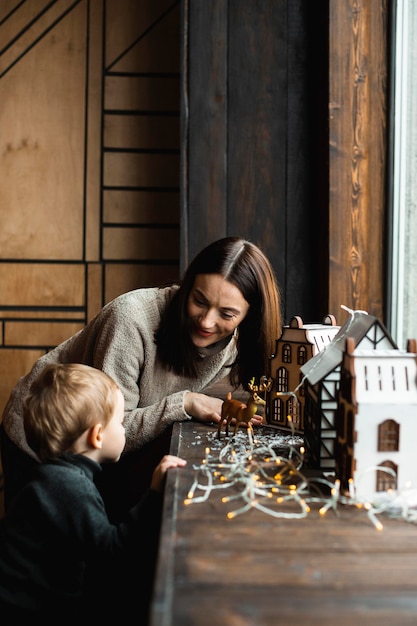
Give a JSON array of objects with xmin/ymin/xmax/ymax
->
[
  {"xmin": 184, "ymin": 391, "xmax": 223, "ymax": 424},
  {"xmin": 184, "ymin": 391, "xmax": 264, "ymax": 428}
]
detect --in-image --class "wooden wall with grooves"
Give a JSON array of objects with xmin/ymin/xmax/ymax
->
[
  {"xmin": 0, "ymin": 0, "xmax": 391, "ymax": 418},
  {"xmin": 0, "ymin": 0, "xmax": 181, "ymax": 414}
]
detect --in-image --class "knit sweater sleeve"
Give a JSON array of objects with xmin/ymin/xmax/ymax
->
[
  {"xmin": 87, "ymin": 289, "xmax": 234, "ymax": 453},
  {"xmin": 1, "ymin": 287, "xmax": 235, "ymax": 458}
]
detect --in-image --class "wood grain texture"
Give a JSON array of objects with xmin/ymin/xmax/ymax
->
[
  {"xmin": 85, "ymin": 0, "xmax": 104, "ymax": 262},
  {"xmin": 0, "ymin": 0, "xmax": 181, "ymax": 417},
  {"xmin": 151, "ymin": 421, "xmax": 417, "ymax": 626},
  {"xmin": 0, "ymin": 349, "xmax": 45, "ymax": 414},
  {"xmin": 0, "ymin": 264, "xmax": 85, "ymax": 307},
  {"xmin": 329, "ymin": 0, "xmax": 388, "ymax": 323},
  {"xmin": 0, "ymin": 0, "xmax": 391, "ymax": 433},
  {"xmin": 182, "ymin": 0, "xmax": 328, "ymax": 324},
  {"xmin": 185, "ymin": 0, "xmax": 228, "ymax": 251},
  {"xmin": 4, "ymin": 321, "xmax": 85, "ymax": 348},
  {"xmin": 102, "ymin": 226, "xmax": 179, "ymax": 260},
  {"xmin": 104, "ymin": 263, "xmax": 180, "ymax": 304},
  {"xmin": 103, "ymin": 190, "xmax": 179, "ymax": 224},
  {"xmin": 0, "ymin": 3, "xmax": 87, "ymax": 261}
]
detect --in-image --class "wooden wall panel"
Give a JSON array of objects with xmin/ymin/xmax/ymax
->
[
  {"xmin": 87, "ymin": 263, "xmax": 103, "ymax": 322},
  {"xmin": 0, "ymin": 349, "xmax": 45, "ymax": 410},
  {"xmin": 0, "ymin": 3, "xmax": 86, "ymax": 260},
  {"xmin": 85, "ymin": 0, "xmax": 104, "ymax": 263},
  {"xmin": 0, "ymin": 311, "xmax": 83, "ymax": 320},
  {"xmin": 105, "ymin": 0, "xmax": 180, "ymax": 72},
  {"xmin": 0, "ymin": 264, "xmax": 85, "ymax": 306},
  {"xmin": 102, "ymin": 227, "xmax": 179, "ymax": 260},
  {"xmin": 105, "ymin": 263, "xmax": 180, "ymax": 303},
  {"xmin": 103, "ymin": 153, "xmax": 180, "ymax": 187},
  {"xmin": 103, "ymin": 190, "xmax": 179, "ymax": 223},
  {"xmin": 328, "ymin": 0, "xmax": 388, "ymax": 324},
  {"xmin": 183, "ymin": 0, "xmax": 389, "ymax": 327},
  {"xmin": 5, "ymin": 322, "xmax": 85, "ymax": 348},
  {"xmin": 183, "ymin": 0, "xmax": 319, "ymax": 323},
  {"xmin": 227, "ymin": 1, "xmax": 287, "ymax": 250},
  {"xmin": 0, "ymin": 0, "xmax": 181, "ymax": 416},
  {"xmin": 105, "ymin": 76, "xmax": 180, "ymax": 110},
  {"xmin": 183, "ymin": 0, "xmax": 228, "ymax": 254},
  {"xmin": 104, "ymin": 115, "xmax": 180, "ymax": 150},
  {"xmin": 0, "ymin": 0, "xmax": 76, "ymax": 69},
  {"xmin": 101, "ymin": 0, "xmax": 180, "ymax": 309}
]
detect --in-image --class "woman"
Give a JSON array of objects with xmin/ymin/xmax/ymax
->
[{"xmin": 1, "ymin": 236, "xmax": 282, "ymax": 518}]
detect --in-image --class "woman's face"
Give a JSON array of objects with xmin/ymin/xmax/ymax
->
[{"xmin": 187, "ymin": 273, "xmax": 250, "ymax": 348}]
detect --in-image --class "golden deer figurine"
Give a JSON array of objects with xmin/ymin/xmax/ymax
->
[{"xmin": 217, "ymin": 377, "xmax": 271, "ymax": 439}]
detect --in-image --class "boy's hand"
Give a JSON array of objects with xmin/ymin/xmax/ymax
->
[{"xmin": 151, "ymin": 454, "xmax": 187, "ymax": 493}]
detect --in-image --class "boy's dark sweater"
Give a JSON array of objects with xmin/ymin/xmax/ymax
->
[{"xmin": 0, "ymin": 454, "xmax": 162, "ymax": 621}]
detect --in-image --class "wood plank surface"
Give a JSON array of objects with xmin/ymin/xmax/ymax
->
[{"xmin": 150, "ymin": 419, "xmax": 417, "ymax": 626}]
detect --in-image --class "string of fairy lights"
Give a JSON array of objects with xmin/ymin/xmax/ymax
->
[
  {"xmin": 184, "ymin": 305, "xmax": 417, "ymax": 529},
  {"xmin": 183, "ymin": 429, "xmax": 417, "ymax": 530}
]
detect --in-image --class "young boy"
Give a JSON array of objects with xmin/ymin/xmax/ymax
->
[{"xmin": 0, "ymin": 363, "xmax": 186, "ymax": 623}]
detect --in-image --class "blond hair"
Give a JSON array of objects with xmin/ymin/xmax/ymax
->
[{"xmin": 23, "ymin": 363, "xmax": 119, "ymax": 462}]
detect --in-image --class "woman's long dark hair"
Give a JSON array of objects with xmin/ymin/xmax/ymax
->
[{"xmin": 155, "ymin": 237, "xmax": 282, "ymax": 390}]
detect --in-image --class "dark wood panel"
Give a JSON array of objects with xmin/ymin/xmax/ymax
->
[
  {"xmin": 184, "ymin": 0, "xmax": 228, "ymax": 255},
  {"xmin": 162, "ymin": 588, "xmax": 417, "ymax": 626},
  {"xmin": 285, "ymin": 0, "xmax": 325, "ymax": 322},
  {"xmin": 182, "ymin": 0, "xmax": 327, "ymax": 324},
  {"xmin": 227, "ymin": 0, "xmax": 288, "ymax": 261},
  {"xmin": 182, "ymin": 0, "xmax": 390, "ymax": 328}
]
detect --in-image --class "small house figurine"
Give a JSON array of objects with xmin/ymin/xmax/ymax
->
[
  {"xmin": 300, "ymin": 311, "xmax": 398, "ymax": 470},
  {"xmin": 267, "ymin": 315, "xmax": 339, "ymax": 431},
  {"xmin": 335, "ymin": 337, "xmax": 417, "ymax": 502}
]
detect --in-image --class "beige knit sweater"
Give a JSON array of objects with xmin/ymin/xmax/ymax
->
[{"xmin": 2, "ymin": 286, "xmax": 237, "ymax": 460}]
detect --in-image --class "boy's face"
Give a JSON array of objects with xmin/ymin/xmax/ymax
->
[{"xmin": 101, "ymin": 389, "xmax": 126, "ymax": 462}]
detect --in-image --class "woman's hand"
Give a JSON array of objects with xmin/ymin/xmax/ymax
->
[
  {"xmin": 183, "ymin": 392, "xmax": 264, "ymax": 428},
  {"xmin": 248, "ymin": 413, "xmax": 264, "ymax": 427},
  {"xmin": 183, "ymin": 391, "xmax": 224, "ymax": 424}
]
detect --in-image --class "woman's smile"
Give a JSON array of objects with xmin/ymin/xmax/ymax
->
[
  {"xmin": 193, "ymin": 325, "xmax": 215, "ymax": 338},
  {"xmin": 187, "ymin": 273, "xmax": 250, "ymax": 348}
]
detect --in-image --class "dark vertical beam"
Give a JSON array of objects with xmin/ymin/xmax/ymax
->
[
  {"xmin": 181, "ymin": 0, "xmax": 318, "ymax": 323},
  {"xmin": 181, "ymin": 0, "xmax": 228, "ymax": 270}
]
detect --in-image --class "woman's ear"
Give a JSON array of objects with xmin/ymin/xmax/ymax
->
[{"xmin": 88, "ymin": 423, "xmax": 103, "ymax": 450}]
